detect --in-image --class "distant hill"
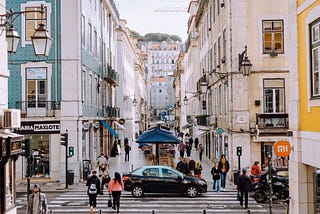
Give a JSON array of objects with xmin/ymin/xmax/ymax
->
[{"xmin": 131, "ymin": 31, "xmax": 182, "ymax": 42}]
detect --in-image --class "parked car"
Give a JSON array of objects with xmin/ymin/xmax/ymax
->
[{"xmin": 123, "ymin": 165, "xmax": 207, "ymax": 198}]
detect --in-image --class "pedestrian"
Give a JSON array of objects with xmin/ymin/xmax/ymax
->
[
  {"xmin": 188, "ymin": 157, "xmax": 195, "ymax": 175},
  {"xmin": 96, "ymin": 153, "xmax": 107, "ymax": 171},
  {"xmin": 218, "ymin": 154, "xmax": 230, "ymax": 191},
  {"xmin": 237, "ymin": 168, "xmax": 252, "ymax": 209},
  {"xmin": 186, "ymin": 142, "xmax": 192, "ymax": 157},
  {"xmin": 27, "ymin": 184, "xmax": 48, "ymax": 214},
  {"xmin": 108, "ymin": 172, "xmax": 124, "ymax": 213},
  {"xmin": 188, "ymin": 136, "xmax": 194, "ymax": 150},
  {"xmin": 176, "ymin": 156, "xmax": 183, "ymax": 171},
  {"xmin": 194, "ymin": 138, "xmax": 199, "ymax": 150},
  {"xmin": 178, "ymin": 141, "xmax": 186, "ymax": 158},
  {"xmin": 194, "ymin": 160, "xmax": 203, "ymax": 178},
  {"xmin": 124, "ymin": 143, "xmax": 131, "ymax": 161},
  {"xmin": 177, "ymin": 158, "xmax": 190, "ymax": 175},
  {"xmin": 99, "ymin": 163, "xmax": 110, "ymax": 195},
  {"xmin": 251, "ymin": 161, "xmax": 261, "ymax": 177},
  {"xmin": 198, "ymin": 143, "xmax": 204, "ymax": 161},
  {"xmin": 86, "ymin": 170, "xmax": 101, "ymax": 211},
  {"xmin": 211, "ymin": 162, "xmax": 221, "ymax": 192}
]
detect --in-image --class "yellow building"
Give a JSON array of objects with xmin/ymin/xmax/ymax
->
[{"xmin": 290, "ymin": 0, "xmax": 320, "ymax": 213}]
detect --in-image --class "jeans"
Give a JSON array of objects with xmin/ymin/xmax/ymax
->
[
  {"xmin": 212, "ymin": 179, "xmax": 220, "ymax": 192},
  {"xmin": 125, "ymin": 152, "xmax": 130, "ymax": 161},
  {"xmin": 220, "ymin": 172, "xmax": 227, "ymax": 188}
]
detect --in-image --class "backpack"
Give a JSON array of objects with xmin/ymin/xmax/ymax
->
[{"xmin": 88, "ymin": 183, "xmax": 97, "ymax": 194}]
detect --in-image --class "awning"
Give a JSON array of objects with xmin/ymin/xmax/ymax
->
[
  {"xmin": 182, "ymin": 124, "xmax": 192, "ymax": 129},
  {"xmin": 101, "ymin": 121, "xmax": 118, "ymax": 138},
  {"xmin": 114, "ymin": 121, "xmax": 126, "ymax": 130},
  {"xmin": 195, "ymin": 130, "xmax": 208, "ymax": 136}
]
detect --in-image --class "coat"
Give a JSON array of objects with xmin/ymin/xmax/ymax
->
[
  {"xmin": 211, "ymin": 166, "xmax": 221, "ymax": 180},
  {"xmin": 237, "ymin": 174, "xmax": 252, "ymax": 192},
  {"xmin": 86, "ymin": 175, "xmax": 101, "ymax": 195},
  {"xmin": 27, "ymin": 192, "xmax": 48, "ymax": 214}
]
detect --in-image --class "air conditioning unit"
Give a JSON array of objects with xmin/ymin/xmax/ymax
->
[{"xmin": 2, "ymin": 109, "xmax": 21, "ymax": 129}]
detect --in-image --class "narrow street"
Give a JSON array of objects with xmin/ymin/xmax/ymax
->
[{"xmin": 16, "ymin": 139, "xmax": 288, "ymax": 213}]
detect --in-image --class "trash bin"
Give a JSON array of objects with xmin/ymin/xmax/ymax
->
[
  {"xmin": 67, "ymin": 170, "xmax": 74, "ymax": 185},
  {"xmin": 233, "ymin": 170, "xmax": 240, "ymax": 185},
  {"xmin": 83, "ymin": 159, "xmax": 91, "ymax": 180}
]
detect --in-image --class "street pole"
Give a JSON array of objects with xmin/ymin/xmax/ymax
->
[
  {"xmin": 238, "ymin": 155, "xmax": 241, "ymax": 171},
  {"xmin": 26, "ymin": 156, "xmax": 31, "ymax": 195},
  {"xmin": 265, "ymin": 145, "xmax": 273, "ymax": 214},
  {"xmin": 65, "ymin": 139, "xmax": 68, "ymax": 190}
]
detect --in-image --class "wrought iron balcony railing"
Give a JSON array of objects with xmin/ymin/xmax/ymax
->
[
  {"xmin": 104, "ymin": 65, "xmax": 119, "ymax": 86},
  {"xmin": 256, "ymin": 113, "xmax": 289, "ymax": 129},
  {"xmin": 103, "ymin": 106, "xmax": 120, "ymax": 118},
  {"xmin": 195, "ymin": 114, "xmax": 210, "ymax": 126},
  {"xmin": 15, "ymin": 101, "xmax": 60, "ymax": 118}
]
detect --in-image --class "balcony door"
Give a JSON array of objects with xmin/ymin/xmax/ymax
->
[{"xmin": 26, "ymin": 67, "xmax": 47, "ymax": 116}]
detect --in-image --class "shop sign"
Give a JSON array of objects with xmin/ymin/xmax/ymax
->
[
  {"xmin": 274, "ymin": 141, "xmax": 291, "ymax": 157},
  {"xmin": 16, "ymin": 121, "xmax": 60, "ymax": 134},
  {"xmin": 10, "ymin": 141, "xmax": 22, "ymax": 155}
]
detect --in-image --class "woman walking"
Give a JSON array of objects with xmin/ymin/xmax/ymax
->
[
  {"xmin": 194, "ymin": 160, "xmax": 203, "ymax": 178},
  {"xmin": 211, "ymin": 162, "xmax": 221, "ymax": 192},
  {"xmin": 108, "ymin": 172, "xmax": 124, "ymax": 213},
  {"xmin": 86, "ymin": 170, "xmax": 100, "ymax": 211}
]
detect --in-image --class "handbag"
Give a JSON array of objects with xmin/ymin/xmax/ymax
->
[
  {"xmin": 237, "ymin": 192, "xmax": 241, "ymax": 201},
  {"xmin": 108, "ymin": 197, "xmax": 112, "ymax": 207}
]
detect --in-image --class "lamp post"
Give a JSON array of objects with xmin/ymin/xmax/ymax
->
[
  {"xmin": 238, "ymin": 46, "xmax": 252, "ymax": 76},
  {"xmin": 0, "ymin": 4, "xmax": 52, "ymax": 56}
]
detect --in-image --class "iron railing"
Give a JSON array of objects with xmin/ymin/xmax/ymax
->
[{"xmin": 15, "ymin": 101, "xmax": 60, "ymax": 117}]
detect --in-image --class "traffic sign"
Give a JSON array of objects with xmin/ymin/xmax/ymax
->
[
  {"xmin": 274, "ymin": 141, "xmax": 291, "ymax": 157},
  {"xmin": 217, "ymin": 127, "xmax": 224, "ymax": 134}
]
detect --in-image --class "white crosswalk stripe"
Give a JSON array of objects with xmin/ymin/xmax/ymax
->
[{"xmin": 41, "ymin": 191, "xmax": 267, "ymax": 214}]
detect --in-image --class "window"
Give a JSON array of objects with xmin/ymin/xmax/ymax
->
[
  {"xmin": 263, "ymin": 79, "xmax": 285, "ymax": 113},
  {"xmin": 94, "ymin": 30, "xmax": 97, "ymax": 57},
  {"xmin": 142, "ymin": 168, "xmax": 159, "ymax": 176},
  {"xmin": 262, "ymin": 20, "xmax": 284, "ymax": 54},
  {"xmin": 311, "ymin": 19, "xmax": 320, "ymax": 97},
  {"xmin": 222, "ymin": 29, "xmax": 226, "ymax": 61},
  {"xmin": 81, "ymin": 15, "xmax": 85, "ymax": 47},
  {"xmin": 25, "ymin": 6, "xmax": 47, "ymax": 41},
  {"xmin": 89, "ymin": 23, "xmax": 92, "ymax": 53},
  {"xmin": 26, "ymin": 68, "xmax": 47, "ymax": 108},
  {"xmin": 162, "ymin": 168, "xmax": 179, "ymax": 178}
]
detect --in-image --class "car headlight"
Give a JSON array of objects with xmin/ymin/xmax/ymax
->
[{"xmin": 198, "ymin": 180, "xmax": 206, "ymax": 185}]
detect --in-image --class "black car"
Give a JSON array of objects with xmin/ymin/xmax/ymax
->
[{"xmin": 122, "ymin": 165, "xmax": 207, "ymax": 198}]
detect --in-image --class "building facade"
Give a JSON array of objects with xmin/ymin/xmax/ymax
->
[{"xmin": 290, "ymin": 0, "xmax": 320, "ymax": 213}]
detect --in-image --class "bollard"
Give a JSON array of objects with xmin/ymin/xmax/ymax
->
[
  {"xmin": 152, "ymin": 210, "xmax": 155, "ymax": 214},
  {"xmin": 203, "ymin": 210, "xmax": 206, "ymax": 214},
  {"xmin": 131, "ymin": 164, "xmax": 133, "ymax": 171},
  {"xmin": 49, "ymin": 210, "xmax": 53, "ymax": 214},
  {"xmin": 99, "ymin": 210, "xmax": 102, "ymax": 214}
]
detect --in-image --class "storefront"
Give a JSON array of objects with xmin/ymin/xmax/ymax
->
[
  {"xmin": 0, "ymin": 131, "xmax": 23, "ymax": 214},
  {"xmin": 15, "ymin": 121, "xmax": 60, "ymax": 179}
]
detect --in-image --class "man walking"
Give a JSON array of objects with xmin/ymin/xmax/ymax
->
[
  {"xmin": 27, "ymin": 184, "xmax": 48, "ymax": 214},
  {"xmin": 96, "ymin": 153, "xmax": 107, "ymax": 171},
  {"xmin": 86, "ymin": 170, "xmax": 101, "ymax": 211},
  {"xmin": 124, "ymin": 144, "xmax": 131, "ymax": 161},
  {"xmin": 237, "ymin": 168, "xmax": 252, "ymax": 209}
]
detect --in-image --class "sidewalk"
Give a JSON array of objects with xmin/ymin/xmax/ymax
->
[{"xmin": 16, "ymin": 139, "xmax": 237, "ymax": 193}]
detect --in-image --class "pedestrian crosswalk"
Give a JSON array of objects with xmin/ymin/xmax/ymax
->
[{"xmin": 17, "ymin": 190, "xmax": 268, "ymax": 213}]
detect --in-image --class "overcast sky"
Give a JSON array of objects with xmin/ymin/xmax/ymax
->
[{"xmin": 115, "ymin": 0, "xmax": 189, "ymax": 41}]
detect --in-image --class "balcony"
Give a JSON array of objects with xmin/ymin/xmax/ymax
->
[
  {"xmin": 15, "ymin": 101, "xmax": 60, "ymax": 118},
  {"xmin": 103, "ymin": 106, "xmax": 120, "ymax": 118},
  {"xmin": 104, "ymin": 65, "xmax": 119, "ymax": 86},
  {"xmin": 256, "ymin": 113, "xmax": 289, "ymax": 135},
  {"xmin": 195, "ymin": 114, "xmax": 210, "ymax": 126}
]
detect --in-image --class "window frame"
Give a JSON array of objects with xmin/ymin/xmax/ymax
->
[
  {"xmin": 310, "ymin": 18, "xmax": 320, "ymax": 98},
  {"xmin": 263, "ymin": 78, "xmax": 286, "ymax": 114},
  {"xmin": 262, "ymin": 20, "xmax": 284, "ymax": 54}
]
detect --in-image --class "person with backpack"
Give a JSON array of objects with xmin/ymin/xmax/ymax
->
[
  {"xmin": 108, "ymin": 172, "xmax": 124, "ymax": 213},
  {"xmin": 86, "ymin": 170, "xmax": 101, "ymax": 211},
  {"xmin": 27, "ymin": 184, "xmax": 48, "ymax": 214}
]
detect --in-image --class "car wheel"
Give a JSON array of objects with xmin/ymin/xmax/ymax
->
[
  {"xmin": 186, "ymin": 186, "xmax": 199, "ymax": 198},
  {"xmin": 254, "ymin": 189, "xmax": 267, "ymax": 203},
  {"xmin": 131, "ymin": 185, "xmax": 144, "ymax": 198}
]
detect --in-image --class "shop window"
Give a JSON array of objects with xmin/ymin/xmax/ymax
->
[
  {"xmin": 24, "ymin": 135, "xmax": 50, "ymax": 178},
  {"xmin": 5, "ymin": 160, "xmax": 15, "ymax": 210}
]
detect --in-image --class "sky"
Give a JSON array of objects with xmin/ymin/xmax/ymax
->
[{"xmin": 115, "ymin": 0, "xmax": 190, "ymax": 41}]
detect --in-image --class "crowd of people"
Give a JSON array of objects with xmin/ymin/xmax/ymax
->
[{"xmin": 26, "ymin": 133, "xmax": 263, "ymax": 213}]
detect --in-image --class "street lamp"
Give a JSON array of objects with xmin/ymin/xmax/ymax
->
[
  {"xmin": 0, "ymin": 4, "xmax": 52, "ymax": 56},
  {"xmin": 238, "ymin": 46, "xmax": 252, "ymax": 76},
  {"xmin": 183, "ymin": 90, "xmax": 198, "ymax": 105}
]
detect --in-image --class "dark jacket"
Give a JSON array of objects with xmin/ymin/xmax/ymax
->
[
  {"xmin": 211, "ymin": 166, "xmax": 221, "ymax": 180},
  {"xmin": 237, "ymin": 174, "xmax": 252, "ymax": 192},
  {"xmin": 86, "ymin": 175, "xmax": 101, "ymax": 195}
]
